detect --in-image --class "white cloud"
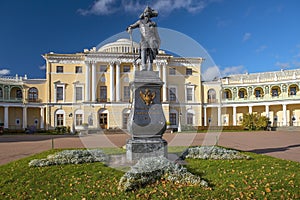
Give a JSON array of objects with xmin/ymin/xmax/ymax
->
[
  {"xmin": 256, "ymin": 45, "xmax": 267, "ymax": 53},
  {"xmin": 201, "ymin": 65, "xmax": 221, "ymax": 81},
  {"xmin": 242, "ymin": 32, "xmax": 251, "ymax": 42},
  {"xmin": 221, "ymin": 65, "xmax": 247, "ymax": 76},
  {"xmin": 79, "ymin": 0, "xmax": 217, "ymax": 16},
  {"xmin": 0, "ymin": 69, "xmax": 10, "ymax": 76},
  {"xmin": 39, "ymin": 65, "xmax": 46, "ymax": 70},
  {"xmin": 78, "ymin": 0, "xmax": 117, "ymax": 15},
  {"xmin": 275, "ymin": 61, "xmax": 290, "ymax": 69}
]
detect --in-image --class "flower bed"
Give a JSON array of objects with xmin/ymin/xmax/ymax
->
[
  {"xmin": 29, "ymin": 149, "xmax": 108, "ymax": 167},
  {"xmin": 118, "ymin": 156, "xmax": 208, "ymax": 191},
  {"xmin": 181, "ymin": 146, "xmax": 251, "ymax": 160}
]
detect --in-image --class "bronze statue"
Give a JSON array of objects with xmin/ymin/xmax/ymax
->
[{"xmin": 127, "ymin": 6, "xmax": 160, "ymax": 71}]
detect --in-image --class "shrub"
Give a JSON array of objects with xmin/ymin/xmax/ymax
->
[
  {"xmin": 29, "ymin": 149, "xmax": 108, "ymax": 167},
  {"xmin": 242, "ymin": 113, "xmax": 269, "ymax": 130},
  {"xmin": 118, "ymin": 156, "xmax": 208, "ymax": 191},
  {"xmin": 181, "ymin": 146, "xmax": 251, "ymax": 160}
]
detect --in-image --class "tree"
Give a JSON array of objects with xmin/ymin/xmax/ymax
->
[{"xmin": 242, "ymin": 113, "xmax": 269, "ymax": 131}]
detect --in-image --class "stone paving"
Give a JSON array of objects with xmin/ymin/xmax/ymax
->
[{"xmin": 0, "ymin": 131, "xmax": 299, "ymax": 165}]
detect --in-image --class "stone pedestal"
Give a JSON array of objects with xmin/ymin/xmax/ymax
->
[
  {"xmin": 126, "ymin": 138, "xmax": 168, "ymax": 161},
  {"xmin": 126, "ymin": 71, "xmax": 167, "ymax": 161}
]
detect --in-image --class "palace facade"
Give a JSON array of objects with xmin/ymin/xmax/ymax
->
[{"xmin": 1, "ymin": 38, "xmax": 300, "ymax": 132}]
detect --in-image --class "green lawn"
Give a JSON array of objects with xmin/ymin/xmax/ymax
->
[{"xmin": 0, "ymin": 148, "xmax": 299, "ymax": 199}]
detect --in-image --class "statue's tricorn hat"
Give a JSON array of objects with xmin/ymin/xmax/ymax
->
[{"xmin": 139, "ymin": 6, "xmax": 158, "ymax": 19}]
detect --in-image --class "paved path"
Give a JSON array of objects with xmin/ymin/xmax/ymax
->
[{"xmin": 0, "ymin": 131, "xmax": 299, "ymax": 165}]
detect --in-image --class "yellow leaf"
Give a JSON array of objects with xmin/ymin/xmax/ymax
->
[
  {"xmin": 265, "ymin": 188, "xmax": 271, "ymax": 193},
  {"xmin": 229, "ymin": 184, "xmax": 235, "ymax": 188}
]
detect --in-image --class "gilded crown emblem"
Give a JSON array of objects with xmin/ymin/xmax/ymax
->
[{"xmin": 140, "ymin": 88, "xmax": 156, "ymax": 105}]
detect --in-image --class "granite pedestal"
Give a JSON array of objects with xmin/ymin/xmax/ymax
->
[{"xmin": 126, "ymin": 71, "xmax": 167, "ymax": 161}]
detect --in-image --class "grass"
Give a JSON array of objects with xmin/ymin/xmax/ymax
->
[{"xmin": 0, "ymin": 148, "xmax": 299, "ymax": 199}]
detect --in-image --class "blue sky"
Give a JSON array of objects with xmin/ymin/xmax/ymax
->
[{"xmin": 0, "ymin": 0, "xmax": 300, "ymax": 79}]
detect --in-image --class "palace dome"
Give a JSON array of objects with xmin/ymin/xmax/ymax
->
[{"xmin": 98, "ymin": 38, "xmax": 139, "ymax": 54}]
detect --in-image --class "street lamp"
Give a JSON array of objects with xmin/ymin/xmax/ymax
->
[{"xmin": 178, "ymin": 112, "xmax": 182, "ymax": 132}]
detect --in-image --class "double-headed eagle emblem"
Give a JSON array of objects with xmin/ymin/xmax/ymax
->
[{"xmin": 140, "ymin": 89, "xmax": 156, "ymax": 105}]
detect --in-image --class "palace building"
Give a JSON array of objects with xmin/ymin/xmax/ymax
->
[{"xmin": 1, "ymin": 38, "xmax": 300, "ymax": 132}]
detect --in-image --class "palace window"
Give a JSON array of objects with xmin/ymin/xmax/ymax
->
[
  {"xmin": 75, "ymin": 114, "xmax": 83, "ymax": 126},
  {"xmin": 16, "ymin": 89, "xmax": 22, "ymax": 99},
  {"xmin": 272, "ymin": 88, "xmax": 279, "ymax": 97},
  {"xmin": 99, "ymin": 112, "xmax": 108, "ymax": 129},
  {"xmin": 99, "ymin": 86, "xmax": 107, "ymax": 102},
  {"xmin": 0, "ymin": 87, "xmax": 2, "ymax": 98},
  {"xmin": 186, "ymin": 68, "xmax": 193, "ymax": 75},
  {"xmin": 123, "ymin": 86, "xmax": 130, "ymax": 101},
  {"xmin": 169, "ymin": 87, "xmax": 177, "ymax": 102},
  {"xmin": 255, "ymin": 87, "xmax": 264, "ymax": 98},
  {"xmin": 56, "ymin": 86, "xmax": 64, "ymax": 100},
  {"xmin": 239, "ymin": 90, "xmax": 245, "ymax": 98},
  {"xmin": 169, "ymin": 113, "xmax": 177, "ymax": 125},
  {"xmin": 56, "ymin": 66, "xmax": 63, "ymax": 73},
  {"xmin": 75, "ymin": 86, "xmax": 83, "ymax": 101},
  {"xmin": 290, "ymin": 86, "xmax": 297, "ymax": 95},
  {"xmin": 28, "ymin": 87, "xmax": 38, "ymax": 101},
  {"xmin": 169, "ymin": 68, "xmax": 176, "ymax": 75},
  {"xmin": 56, "ymin": 114, "xmax": 64, "ymax": 126},
  {"xmin": 186, "ymin": 87, "xmax": 194, "ymax": 101},
  {"xmin": 100, "ymin": 65, "xmax": 107, "ymax": 72},
  {"xmin": 208, "ymin": 89, "xmax": 216, "ymax": 103},
  {"xmin": 187, "ymin": 113, "xmax": 194, "ymax": 125},
  {"xmin": 123, "ymin": 65, "xmax": 130, "ymax": 73},
  {"xmin": 75, "ymin": 66, "xmax": 82, "ymax": 73}
]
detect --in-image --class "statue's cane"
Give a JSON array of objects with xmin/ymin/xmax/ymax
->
[{"xmin": 129, "ymin": 29, "xmax": 136, "ymax": 65}]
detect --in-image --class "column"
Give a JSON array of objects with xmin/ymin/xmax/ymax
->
[
  {"xmin": 109, "ymin": 62, "xmax": 115, "ymax": 101},
  {"xmin": 265, "ymin": 105, "xmax": 270, "ymax": 118},
  {"xmin": 40, "ymin": 107, "xmax": 44, "ymax": 129},
  {"xmin": 233, "ymin": 106, "xmax": 237, "ymax": 126},
  {"xmin": 116, "ymin": 62, "xmax": 121, "ymax": 102},
  {"xmin": 248, "ymin": 106, "xmax": 253, "ymax": 114},
  {"xmin": 91, "ymin": 62, "xmax": 97, "ymax": 102},
  {"xmin": 217, "ymin": 106, "xmax": 221, "ymax": 126},
  {"xmin": 282, "ymin": 104, "xmax": 287, "ymax": 126},
  {"xmin": 157, "ymin": 63, "xmax": 162, "ymax": 78},
  {"xmin": 133, "ymin": 62, "xmax": 137, "ymax": 72},
  {"xmin": 22, "ymin": 106, "xmax": 27, "ymax": 129},
  {"xmin": 203, "ymin": 106, "xmax": 207, "ymax": 126},
  {"xmin": 4, "ymin": 106, "xmax": 8, "ymax": 129},
  {"xmin": 85, "ymin": 62, "xmax": 91, "ymax": 101},
  {"xmin": 162, "ymin": 63, "xmax": 167, "ymax": 102}
]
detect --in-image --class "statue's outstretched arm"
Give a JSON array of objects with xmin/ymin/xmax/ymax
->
[{"xmin": 127, "ymin": 20, "xmax": 140, "ymax": 31}]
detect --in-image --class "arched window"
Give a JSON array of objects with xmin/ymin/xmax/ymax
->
[
  {"xmin": 289, "ymin": 84, "xmax": 298, "ymax": 96},
  {"xmin": 75, "ymin": 110, "xmax": 84, "ymax": 126},
  {"xmin": 55, "ymin": 109, "xmax": 65, "ymax": 127},
  {"xmin": 208, "ymin": 89, "xmax": 216, "ymax": 103},
  {"xmin": 16, "ymin": 88, "xmax": 22, "ymax": 99},
  {"xmin": 186, "ymin": 110, "xmax": 195, "ymax": 125},
  {"xmin": 254, "ymin": 87, "xmax": 264, "ymax": 98},
  {"xmin": 271, "ymin": 86, "xmax": 281, "ymax": 97},
  {"xmin": 238, "ymin": 88, "xmax": 247, "ymax": 98},
  {"xmin": 98, "ymin": 109, "xmax": 108, "ymax": 129},
  {"xmin": 223, "ymin": 89, "xmax": 232, "ymax": 99},
  {"xmin": 28, "ymin": 87, "xmax": 38, "ymax": 101}
]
